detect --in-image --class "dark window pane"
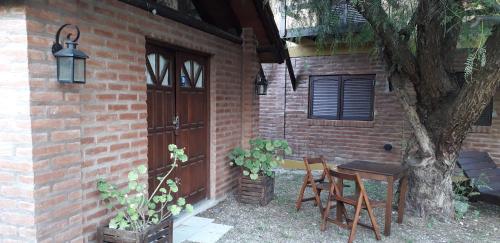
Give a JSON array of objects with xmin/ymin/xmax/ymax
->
[
  {"xmin": 311, "ymin": 76, "xmax": 340, "ymax": 119},
  {"xmin": 341, "ymin": 76, "xmax": 375, "ymax": 121}
]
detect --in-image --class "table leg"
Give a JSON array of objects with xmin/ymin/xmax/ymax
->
[
  {"xmin": 336, "ymin": 178, "xmax": 343, "ymax": 222},
  {"xmin": 397, "ymin": 174, "xmax": 408, "ymax": 224},
  {"xmin": 384, "ymin": 177, "xmax": 394, "ymax": 236}
]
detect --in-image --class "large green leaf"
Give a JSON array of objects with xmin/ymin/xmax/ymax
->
[
  {"xmin": 128, "ymin": 171, "xmax": 138, "ymax": 181},
  {"xmin": 250, "ymin": 173, "xmax": 258, "ymax": 180},
  {"xmin": 137, "ymin": 164, "xmax": 147, "ymax": 174}
]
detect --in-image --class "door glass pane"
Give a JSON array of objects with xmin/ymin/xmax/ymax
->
[
  {"xmin": 184, "ymin": 61, "xmax": 191, "ymax": 77},
  {"xmin": 180, "ymin": 67, "xmax": 191, "ymax": 87},
  {"xmin": 159, "ymin": 55, "xmax": 166, "ymax": 75},
  {"xmin": 196, "ymin": 68, "xmax": 203, "ymax": 88},
  {"xmin": 159, "ymin": 55, "xmax": 171, "ymax": 87},
  {"xmin": 193, "ymin": 62, "xmax": 200, "ymax": 76}
]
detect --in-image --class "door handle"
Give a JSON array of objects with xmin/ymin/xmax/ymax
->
[{"xmin": 173, "ymin": 115, "xmax": 180, "ymax": 130}]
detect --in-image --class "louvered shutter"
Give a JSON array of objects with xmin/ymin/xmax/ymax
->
[
  {"xmin": 341, "ymin": 75, "xmax": 375, "ymax": 121},
  {"xmin": 456, "ymin": 73, "xmax": 493, "ymax": 126},
  {"xmin": 310, "ymin": 76, "xmax": 340, "ymax": 119}
]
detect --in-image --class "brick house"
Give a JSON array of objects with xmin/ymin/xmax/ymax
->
[
  {"xmin": 0, "ymin": 0, "xmax": 295, "ymax": 242},
  {"xmin": 260, "ymin": 1, "xmax": 500, "ymax": 166}
]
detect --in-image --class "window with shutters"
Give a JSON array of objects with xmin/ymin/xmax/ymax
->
[
  {"xmin": 456, "ymin": 72, "xmax": 493, "ymax": 126},
  {"xmin": 309, "ymin": 75, "xmax": 375, "ymax": 121}
]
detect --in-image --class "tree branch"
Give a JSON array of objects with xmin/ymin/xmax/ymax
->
[
  {"xmin": 441, "ymin": 24, "xmax": 500, "ymax": 155},
  {"xmin": 415, "ymin": 0, "xmax": 459, "ymax": 113},
  {"xmin": 391, "ymin": 73, "xmax": 436, "ymax": 167},
  {"xmin": 399, "ymin": 2, "xmax": 420, "ymax": 42},
  {"xmin": 352, "ymin": 0, "xmax": 419, "ymax": 84},
  {"xmin": 469, "ymin": 16, "xmax": 500, "ymax": 27}
]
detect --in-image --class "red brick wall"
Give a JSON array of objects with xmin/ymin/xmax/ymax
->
[
  {"xmin": 0, "ymin": 3, "xmax": 37, "ymax": 242},
  {"xmin": 260, "ymin": 53, "xmax": 500, "ymax": 166},
  {"xmin": 17, "ymin": 0, "xmax": 261, "ymax": 242},
  {"xmin": 261, "ymin": 54, "xmax": 408, "ymax": 164}
]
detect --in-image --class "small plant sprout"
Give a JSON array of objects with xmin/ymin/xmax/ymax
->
[{"xmin": 97, "ymin": 144, "xmax": 193, "ymax": 231}]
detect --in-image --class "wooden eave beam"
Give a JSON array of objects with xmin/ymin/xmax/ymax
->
[
  {"xmin": 285, "ymin": 52, "xmax": 297, "ymax": 91},
  {"xmin": 253, "ymin": 0, "xmax": 286, "ymax": 63},
  {"xmin": 119, "ymin": 0, "xmax": 242, "ymax": 44}
]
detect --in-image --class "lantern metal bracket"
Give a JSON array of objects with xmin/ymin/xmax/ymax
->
[{"xmin": 52, "ymin": 24, "xmax": 81, "ymax": 55}]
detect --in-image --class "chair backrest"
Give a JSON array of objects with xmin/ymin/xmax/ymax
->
[
  {"xmin": 303, "ymin": 156, "xmax": 329, "ymax": 179},
  {"xmin": 327, "ymin": 169, "xmax": 367, "ymax": 196}
]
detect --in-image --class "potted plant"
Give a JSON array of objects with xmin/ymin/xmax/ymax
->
[
  {"xmin": 229, "ymin": 138, "xmax": 292, "ymax": 205},
  {"xmin": 96, "ymin": 144, "xmax": 193, "ymax": 243}
]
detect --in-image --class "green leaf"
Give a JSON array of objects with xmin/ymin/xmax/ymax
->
[
  {"xmin": 185, "ymin": 204, "xmax": 194, "ymax": 213},
  {"xmin": 243, "ymin": 170, "xmax": 250, "ymax": 176},
  {"xmin": 265, "ymin": 142, "xmax": 274, "ymax": 151},
  {"xmin": 170, "ymin": 184, "xmax": 178, "ymax": 193},
  {"xmin": 137, "ymin": 164, "xmax": 147, "ymax": 174},
  {"xmin": 169, "ymin": 205, "xmax": 181, "ymax": 215},
  {"xmin": 168, "ymin": 144, "xmax": 177, "ymax": 151},
  {"xmin": 235, "ymin": 157, "xmax": 244, "ymax": 166},
  {"xmin": 128, "ymin": 171, "xmax": 138, "ymax": 181},
  {"xmin": 119, "ymin": 220, "xmax": 129, "ymax": 230},
  {"xmin": 250, "ymin": 173, "xmax": 258, "ymax": 180},
  {"xmin": 166, "ymin": 194, "xmax": 173, "ymax": 202},
  {"xmin": 177, "ymin": 197, "xmax": 186, "ymax": 206},
  {"xmin": 128, "ymin": 181, "xmax": 138, "ymax": 190},
  {"xmin": 159, "ymin": 188, "xmax": 167, "ymax": 193},
  {"xmin": 179, "ymin": 154, "xmax": 188, "ymax": 162},
  {"xmin": 151, "ymin": 216, "xmax": 159, "ymax": 224},
  {"xmin": 109, "ymin": 218, "xmax": 119, "ymax": 229}
]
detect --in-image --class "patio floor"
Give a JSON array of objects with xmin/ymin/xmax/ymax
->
[{"xmin": 196, "ymin": 170, "xmax": 500, "ymax": 243}]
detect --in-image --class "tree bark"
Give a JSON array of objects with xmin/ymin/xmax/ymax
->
[{"xmin": 406, "ymin": 154, "xmax": 455, "ymax": 219}]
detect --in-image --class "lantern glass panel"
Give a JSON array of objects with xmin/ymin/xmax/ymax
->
[
  {"xmin": 58, "ymin": 56, "xmax": 73, "ymax": 82},
  {"xmin": 74, "ymin": 58, "xmax": 85, "ymax": 83},
  {"xmin": 257, "ymin": 84, "xmax": 267, "ymax": 95}
]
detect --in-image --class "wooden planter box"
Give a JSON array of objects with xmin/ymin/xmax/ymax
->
[
  {"xmin": 97, "ymin": 216, "xmax": 173, "ymax": 243},
  {"xmin": 238, "ymin": 173, "xmax": 275, "ymax": 206}
]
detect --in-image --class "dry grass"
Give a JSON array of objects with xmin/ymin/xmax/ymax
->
[{"xmin": 199, "ymin": 170, "xmax": 500, "ymax": 243}]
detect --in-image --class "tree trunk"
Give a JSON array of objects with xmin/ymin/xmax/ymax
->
[{"xmin": 406, "ymin": 154, "xmax": 455, "ymax": 219}]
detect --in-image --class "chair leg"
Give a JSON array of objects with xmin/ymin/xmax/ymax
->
[
  {"xmin": 312, "ymin": 186, "xmax": 321, "ymax": 207},
  {"xmin": 296, "ymin": 175, "xmax": 309, "ymax": 211},
  {"xmin": 347, "ymin": 197, "xmax": 363, "ymax": 243},
  {"xmin": 364, "ymin": 195, "xmax": 382, "ymax": 240},
  {"xmin": 320, "ymin": 194, "xmax": 332, "ymax": 231}
]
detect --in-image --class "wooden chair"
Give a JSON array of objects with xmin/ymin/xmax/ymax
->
[
  {"xmin": 321, "ymin": 169, "xmax": 382, "ymax": 243},
  {"xmin": 295, "ymin": 156, "xmax": 330, "ymax": 211}
]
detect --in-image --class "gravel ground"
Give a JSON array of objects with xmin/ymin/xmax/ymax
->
[{"xmin": 199, "ymin": 170, "xmax": 500, "ymax": 243}]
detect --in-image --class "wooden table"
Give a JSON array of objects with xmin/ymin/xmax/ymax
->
[{"xmin": 336, "ymin": 160, "xmax": 408, "ymax": 236}]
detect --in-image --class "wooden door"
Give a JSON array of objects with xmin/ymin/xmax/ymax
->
[{"xmin": 146, "ymin": 43, "xmax": 208, "ymax": 204}]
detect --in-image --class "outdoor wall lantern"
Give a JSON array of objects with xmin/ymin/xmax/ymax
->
[
  {"xmin": 51, "ymin": 24, "xmax": 88, "ymax": 84},
  {"xmin": 255, "ymin": 67, "xmax": 268, "ymax": 95}
]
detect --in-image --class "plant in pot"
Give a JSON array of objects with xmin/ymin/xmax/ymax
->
[
  {"xmin": 96, "ymin": 144, "xmax": 193, "ymax": 243},
  {"xmin": 229, "ymin": 138, "xmax": 292, "ymax": 205}
]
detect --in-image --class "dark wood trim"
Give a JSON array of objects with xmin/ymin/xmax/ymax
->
[
  {"xmin": 146, "ymin": 37, "xmax": 212, "ymax": 58},
  {"xmin": 205, "ymin": 57, "xmax": 211, "ymax": 200},
  {"xmin": 252, "ymin": 0, "xmax": 286, "ymax": 62},
  {"xmin": 285, "ymin": 53, "xmax": 297, "ymax": 91},
  {"xmin": 119, "ymin": 0, "xmax": 242, "ymax": 44}
]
